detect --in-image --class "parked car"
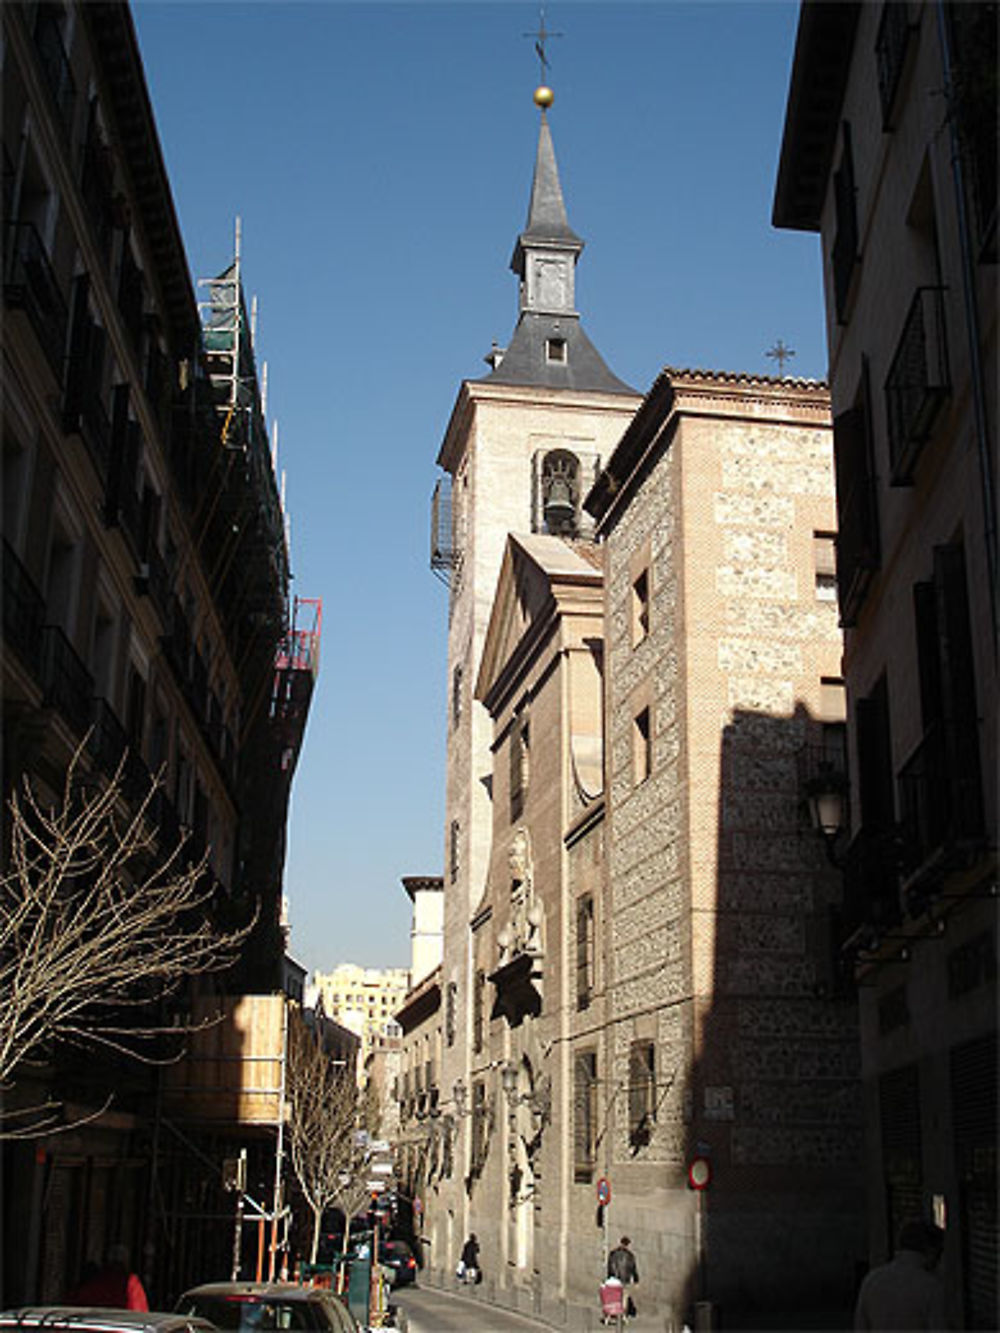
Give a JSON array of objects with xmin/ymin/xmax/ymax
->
[
  {"xmin": 0, "ymin": 1311, "xmax": 214, "ymax": 1333},
  {"xmin": 378, "ymin": 1241, "xmax": 417, "ymax": 1289},
  {"xmin": 175, "ymin": 1282, "xmax": 359, "ymax": 1332}
]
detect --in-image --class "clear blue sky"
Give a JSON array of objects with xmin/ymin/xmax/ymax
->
[{"xmin": 132, "ymin": 1, "xmax": 825, "ymax": 977}]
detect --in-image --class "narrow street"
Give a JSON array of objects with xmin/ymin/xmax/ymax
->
[{"xmin": 392, "ymin": 1284, "xmax": 567, "ymax": 1333}]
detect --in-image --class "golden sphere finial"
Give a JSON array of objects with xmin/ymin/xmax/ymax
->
[{"xmin": 534, "ymin": 85, "xmax": 554, "ymax": 109}]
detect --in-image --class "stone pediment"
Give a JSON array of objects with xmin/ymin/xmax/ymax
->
[{"xmin": 476, "ymin": 533, "xmax": 601, "ymax": 707}]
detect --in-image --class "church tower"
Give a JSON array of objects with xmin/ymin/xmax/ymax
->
[{"xmin": 431, "ymin": 80, "xmax": 640, "ymax": 1248}]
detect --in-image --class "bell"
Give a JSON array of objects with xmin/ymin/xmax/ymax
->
[{"xmin": 544, "ymin": 476, "xmax": 575, "ymax": 533}]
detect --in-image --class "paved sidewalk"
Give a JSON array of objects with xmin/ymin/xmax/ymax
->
[{"xmin": 411, "ymin": 1270, "xmax": 852, "ymax": 1333}]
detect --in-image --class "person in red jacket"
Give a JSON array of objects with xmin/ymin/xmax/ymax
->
[{"xmin": 66, "ymin": 1244, "xmax": 148, "ymax": 1310}]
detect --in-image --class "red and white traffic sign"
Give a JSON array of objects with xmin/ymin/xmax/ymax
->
[
  {"xmin": 687, "ymin": 1157, "xmax": 712, "ymax": 1190},
  {"xmin": 596, "ymin": 1176, "xmax": 612, "ymax": 1205}
]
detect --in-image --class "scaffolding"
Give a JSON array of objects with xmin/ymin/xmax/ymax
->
[{"xmin": 197, "ymin": 217, "xmax": 290, "ymax": 669}]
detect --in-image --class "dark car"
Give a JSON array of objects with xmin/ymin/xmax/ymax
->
[
  {"xmin": 175, "ymin": 1282, "xmax": 359, "ymax": 1333},
  {"xmin": 379, "ymin": 1240, "xmax": 417, "ymax": 1289},
  {"xmin": 0, "ymin": 1312, "xmax": 214, "ymax": 1333}
]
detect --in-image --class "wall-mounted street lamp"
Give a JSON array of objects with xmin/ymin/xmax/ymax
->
[{"xmin": 805, "ymin": 763, "xmax": 848, "ymax": 863}]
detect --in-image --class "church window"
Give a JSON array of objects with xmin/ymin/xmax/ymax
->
[
  {"xmin": 814, "ymin": 532, "xmax": 838, "ymax": 601},
  {"xmin": 450, "ymin": 819, "xmax": 460, "ymax": 883},
  {"xmin": 546, "ymin": 337, "xmax": 566, "ymax": 363},
  {"xmin": 576, "ymin": 894, "xmax": 595, "ymax": 1011},
  {"xmin": 632, "ymin": 567, "xmax": 650, "ymax": 643},
  {"xmin": 540, "ymin": 449, "xmax": 580, "ymax": 536},
  {"xmin": 573, "ymin": 1050, "xmax": 598, "ymax": 1181},
  {"xmin": 633, "ymin": 706, "xmax": 652, "ymax": 785},
  {"xmin": 628, "ymin": 1041, "xmax": 656, "ymax": 1150},
  {"xmin": 509, "ymin": 713, "xmax": 530, "ymax": 821},
  {"xmin": 452, "ymin": 664, "xmax": 463, "ymax": 727}
]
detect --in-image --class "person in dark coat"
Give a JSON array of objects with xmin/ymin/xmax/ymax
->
[
  {"xmin": 459, "ymin": 1233, "xmax": 481, "ymax": 1283},
  {"xmin": 607, "ymin": 1237, "xmax": 639, "ymax": 1317}
]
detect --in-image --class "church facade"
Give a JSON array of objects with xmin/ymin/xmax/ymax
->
[{"xmin": 419, "ymin": 81, "xmax": 865, "ymax": 1326}]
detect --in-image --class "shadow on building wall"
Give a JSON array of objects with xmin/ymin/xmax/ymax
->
[{"xmin": 680, "ymin": 701, "xmax": 866, "ymax": 1326}]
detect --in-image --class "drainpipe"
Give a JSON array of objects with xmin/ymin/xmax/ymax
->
[{"xmin": 936, "ymin": 0, "xmax": 998, "ymax": 647}]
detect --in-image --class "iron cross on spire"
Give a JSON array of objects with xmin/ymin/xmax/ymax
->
[
  {"xmin": 524, "ymin": 8, "xmax": 563, "ymax": 83},
  {"xmin": 766, "ymin": 339, "xmax": 796, "ymax": 375}
]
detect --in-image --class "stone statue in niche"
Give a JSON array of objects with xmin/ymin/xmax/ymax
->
[{"xmin": 500, "ymin": 828, "xmax": 544, "ymax": 962}]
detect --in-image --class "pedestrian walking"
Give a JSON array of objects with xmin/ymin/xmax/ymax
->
[
  {"xmin": 853, "ymin": 1219, "xmax": 946, "ymax": 1331},
  {"xmin": 607, "ymin": 1236, "xmax": 639, "ymax": 1319},
  {"xmin": 457, "ymin": 1233, "xmax": 481, "ymax": 1284},
  {"xmin": 65, "ymin": 1242, "xmax": 148, "ymax": 1309}
]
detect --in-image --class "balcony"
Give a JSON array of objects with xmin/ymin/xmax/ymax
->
[
  {"xmin": 162, "ymin": 596, "xmax": 192, "ymax": 684},
  {"xmin": 32, "ymin": 5, "xmax": 76, "ymax": 137},
  {"xmin": 840, "ymin": 824, "xmax": 901, "ymax": 941},
  {"xmin": 88, "ymin": 698, "xmax": 150, "ymax": 802},
  {"xmin": 3, "ymin": 220, "xmax": 69, "ymax": 383},
  {"xmin": 80, "ymin": 130, "xmax": 116, "ymax": 260},
  {"xmin": 148, "ymin": 787, "xmax": 182, "ymax": 855},
  {"xmin": 885, "ymin": 287, "xmax": 950, "ymax": 484},
  {"xmin": 897, "ymin": 720, "xmax": 985, "ymax": 890},
  {"xmin": 135, "ymin": 541, "xmax": 172, "ymax": 625},
  {"xmin": 875, "ymin": 2, "xmax": 916, "ymax": 128},
  {"xmin": 831, "ymin": 128, "xmax": 859, "ymax": 324},
  {"xmin": 80, "ymin": 386, "xmax": 112, "ymax": 481},
  {"xmin": 2, "ymin": 539, "xmax": 46, "ymax": 680},
  {"xmin": 118, "ymin": 246, "xmax": 144, "ymax": 358},
  {"xmin": 41, "ymin": 625, "xmax": 94, "ymax": 737}
]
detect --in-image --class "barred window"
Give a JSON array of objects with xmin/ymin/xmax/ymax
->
[
  {"xmin": 510, "ymin": 713, "xmax": 530, "ymax": 821},
  {"xmin": 576, "ymin": 895, "xmax": 595, "ymax": 1011},
  {"xmin": 628, "ymin": 1041, "xmax": 655, "ymax": 1150},
  {"xmin": 471, "ymin": 1079, "xmax": 488, "ymax": 1173},
  {"xmin": 473, "ymin": 969, "xmax": 486, "ymax": 1054},
  {"xmin": 573, "ymin": 1050, "xmax": 598, "ymax": 1182}
]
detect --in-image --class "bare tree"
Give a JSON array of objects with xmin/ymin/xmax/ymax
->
[
  {"xmin": 0, "ymin": 746, "xmax": 250, "ymax": 1136},
  {"xmin": 286, "ymin": 1014, "xmax": 371, "ymax": 1266}
]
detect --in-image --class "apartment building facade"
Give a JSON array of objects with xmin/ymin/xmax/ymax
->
[
  {"xmin": 774, "ymin": 3, "xmax": 997, "ymax": 1327},
  {"xmin": 2, "ymin": 0, "xmax": 312, "ymax": 1302}
]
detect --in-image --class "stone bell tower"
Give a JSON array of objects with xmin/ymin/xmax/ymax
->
[{"xmin": 430, "ymin": 78, "xmax": 640, "ymax": 1249}]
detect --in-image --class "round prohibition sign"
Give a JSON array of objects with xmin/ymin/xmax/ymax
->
[
  {"xmin": 596, "ymin": 1176, "xmax": 612, "ymax": 1205},
  {"xmin": 687, "ymin": 1157, "xmax": 712, "ymax": 1191}
]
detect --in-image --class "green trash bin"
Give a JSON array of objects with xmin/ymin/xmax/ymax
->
[{"xmin": 347, "ymin": 1253, "xmax": 372, "ymax": 1325}]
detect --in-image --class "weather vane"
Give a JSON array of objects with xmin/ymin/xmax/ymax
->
[
  {"xmin": 525, "ymin": 8, "xmax": 562, "ymax": 86},
  {"xmin": 765, "ymin": 339, "xmax": 796, "ymax": 375}
]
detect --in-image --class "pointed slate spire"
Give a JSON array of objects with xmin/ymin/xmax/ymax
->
[
  {"xmin": 514, "ymin": 113, "xmax": 583, "ymax": 264},
  {"xmin": 484, "ymin": 95, "xmax": 635, "ymax": 396}
]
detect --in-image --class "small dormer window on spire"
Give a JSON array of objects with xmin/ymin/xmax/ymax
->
[{"xmin": 546, "ymin": 337, "xmax": 566, "ymax": 364}]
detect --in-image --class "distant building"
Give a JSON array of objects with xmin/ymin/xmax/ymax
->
[
  {"xmin": 774, "ymin": 4, "xmax": 997, "ymax": 1327},
  {"xmin": 394, "ymin": 877, "xmax": 445, "ymax": 1253},
  {"xmin": 312, "ymin": 963, "xmax": 410, "ymax": 1081}
]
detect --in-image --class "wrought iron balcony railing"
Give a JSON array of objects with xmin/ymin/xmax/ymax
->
[
  {"xmin": 3, "ymin": 220, "xmax": 69, "ymax": 383},
  {"xmin": 135, "ymin": 540, "xmax": 172, "ymax": 625},
  {"xmin": 2, "ymin": 538, "xmax": 46, "ymax": 680},
  {"xmin": 118, "ymin": 246, "xmax": 144, "ymax": 357},
  {"xmin": 80, "ymin": 131, "xmax": 116, "ymax": 260},
  {"xmin": 840, "ymin": 824, "xmax": 902, "ymax": 940},
  {"xmin": 80, "ymin": 385, "xmax": 112, "ymax": 480},
  {"xmin": 32, "ymin": 4, "xmax": 76, "ymax": 137},
  {"xmin": 41, "ymin": 624, "xmax": 94, "ymax": 737},
  {"xmin": 897, "ymin": 719, "xmax": 985, "ymax": 879},
  {"xmin": 89, "ymin": 699, "xmax": 149, "ymax": 802},
  {"xmin": 885, "ymin": 286, "xmax": 950, "ymax": 483},
  {"xmin": 875, "ymin": 2, "xmax": 916, "ymax": 128}
]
